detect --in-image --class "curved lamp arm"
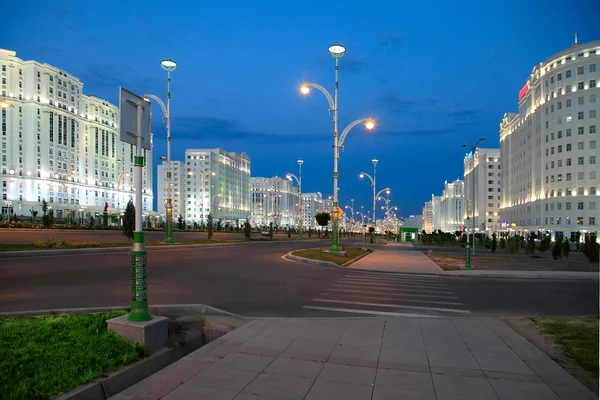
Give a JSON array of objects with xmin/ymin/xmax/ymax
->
[
  {"xmin": 359, "ymin": 171, "xmax": 374, "ymax": 186},
  {"xmin": 144, "ymin": 94, "xmax": 168, "ymax": 118},
  {"xmin": 339, "ymin": 118, "xmax": 369, "ymax": 148},
  {"xmin": 286, "ymin": 173, "xmax": 300, "ymax": 185},
  {"xmin": 302, "ymin": 82, "xmax": 335, "ymax": 110},
  {"xmin": 376, "ymin": 188, "xmax": 390, "ymax": 199}
]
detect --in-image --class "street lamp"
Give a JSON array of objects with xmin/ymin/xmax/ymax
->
[
  {"xmin": 462, "ymin": 136, "xmax": 485, "ymax": 254},
  {"xmin": 286, "ymin": 158, "xmax": 303, "ymax": 239},
  {"xmin": 145, "ymin": 57, "xmax": 177, "ymax": 244},
  {"xmin": 300, "ymin": 43, "xmax": 376, "ymax": 253},
  {"xmin": 0, "ymin": 98, "xmax": 12, "ymax": 109},
  {"xmin": 358, "ymin": 158, "xmax": 380, "ymax": 230}
]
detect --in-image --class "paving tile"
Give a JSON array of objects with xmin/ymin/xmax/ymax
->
[
  {"xmin": 430, "ymin": 366, "xmax": 485, "ymax": 378},
  {"xmin": 375, "ymin": 368, "xmax": 435, "ymax": 393},
  {"xmin": 427, "ymin": 351, "xmax": 480, "ymax": 370},
  {"xmin": 318, "ymin": 363, "xmax": 376, "ymax": 385},
  {"xmin": 489, "ymin": 379, "xmax": 560, "ymax": 400},
  {"xmin": 280, "ymin": 339, "xmax": 337, "ymax": 362},
  {"xmin": 213, "ymin": 352, "xmax": 274, "ymax": 372},
  {"xmin": 240, "ymin": 372, "xmax": 314, "ymax": 400},
  {"xmin": 484, "ymin": 370, "xmax": 543, "ymax": 384},
  {"xmin": 372, "ymin": 386, "xmax": 436, "ymax": 400},
  {"xmin": 260, "ymin": 319, "xmax": 314, "ymax": 339},
  {"xmin": 475, "ymin": 355, "xmax": 535, "ymax": 375},
  {"xmin": 525, "ymin": 360, "xmax": 571, "ymax": 378},
  {"xmin": 382, "ymin": 334, "xmax": 426, "ymax": 352},
  {"xmin": 467, "ymin": 344, "xmax": 520, "ymax": 360},
  {"xmin": 424, "ymin": 341, "xmax": 470, "ymax": 355},
  {"xmin": 187, "ymin": 365, "xmax": 259, "ymax": 392},
  {"xmin": 162, "ymin": 385, "xmax": 238, "ymax": 400},
  {"xmin": 378, "ymin": 348, "xmax": 430, "ymax": 372},
  {"xmin": 432, "ymin": 373, "xmax": 498, "ymax": 398},
  {"xmin": 233, "ymin": 393, "xmax": 275, "ymax": 400},
  {"xmin": 339, "ymin": 333, "xmax": 383, "ymax": 347},
  {"xmin": 305, "ymin": 377, "xmax": 373, "ymax": 400},
  {"xmin": 436, "ymin": 392, "xmax": 499, "ymax": 400},
  {"xmin": 298, "ymin": 320, "xmax": 350, "ymax": 343},
  {"xmin": 540, "ymin": 373, "xmax": 599, "ymax": 400},
  {"xmin": 263, "ymin": 357, "xmax": 324, "ymax": 380},
  {"xmin": 236, "ymin": 336, "xmax": 293, "ymax": 357},
  {"xmin": 328, "ymin": 344, "xmax": 380, "ymax": 368}
]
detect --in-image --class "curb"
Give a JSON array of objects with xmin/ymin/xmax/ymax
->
[
  {"xmin": 0, "ymin": 238, "xmax": 322, "ymax": 259},
  {"xmin": 282, "ymin": 248, "xmax": 374, "ymax": 269},
  {"xmin": 0, "ymin": 303, "xmax": 243, "ymax": 319}
]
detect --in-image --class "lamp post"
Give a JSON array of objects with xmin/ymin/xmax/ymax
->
[
  {"xmin": 287, "ymin": 159, "xmax": 303, "ymax": 239},
  {"xmin": 300, "ymin": 43, "xmax": 375, "ymax": 252},
  {"xmin": 145, "ymin": 57, "xmax": 177, "ymax": 244},
  {"xmin": 462, "ymin": 136, "xmax": 485, "ymax": 254},
  {"xmin": 359, "ymin": 169, "xmax": 390, "ymax": 233}
]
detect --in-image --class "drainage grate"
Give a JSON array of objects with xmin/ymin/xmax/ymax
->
[{"xmin": 203, "ymin": 326, "xmax": 230, "ymax": 343}]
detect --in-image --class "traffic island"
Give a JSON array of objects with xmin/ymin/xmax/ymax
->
[{"xmin": 286, "ymin": 247, "xmax": 371, "ymax": 268}]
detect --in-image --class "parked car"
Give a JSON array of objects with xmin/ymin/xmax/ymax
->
[{"xmin": 261, "ymin": 230, "xmax": 270, "ymax": 236}]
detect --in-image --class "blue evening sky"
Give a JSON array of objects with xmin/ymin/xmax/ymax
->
[{"xmin": 5, "ymin": 0, "xmax": 599, "ymax": 216}]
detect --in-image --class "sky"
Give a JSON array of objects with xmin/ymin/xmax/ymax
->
[{"xmin": 4, "ymin": 0, "xmax": 600, "ymax": 217}]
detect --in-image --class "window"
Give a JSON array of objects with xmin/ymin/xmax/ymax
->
[
  {"xmin": 578, "ymin": 82, "xmax": 584, "ymax": 90},
  {"xmin": 591, "ymin": 202, "xmax": 597, "ymax": 211},
  {"xmin": 558, "ymin": 145, "xmax": 562, "ymax": 153},
  {"xmin": 566, "ymin": 144, "xmax": 571, "ymax": 151},
  {"xmin": 566, "ymin": 128, "xmax": 571, "ymax": 137},
  {"xmin": 578, "ymin": 157, "xmax": 584, "ymax": 165},
  {"xmin": 591, "ymin": 187, "xmax": 597, "ymax": 195},
  {"xmin": 578, "ymin": 187, "xmax": 584, "ymax": 195},
  {"xmin": 578, "ymin": 141, "xmax": 584, "ymax": 150},
  {"xmin": 557, "ymin": 202, "xmax": 562, "ymax": 210},
  {"xmin": 558, "ymin": 160, "xmax": 562, "ymax": 167},
  {"xmin": 591, "ymin": 156, "xmax": 596, "ymax": 165},
  {"xmin": 558, "ymin": 130, "xmax": 562, "ymax": 138},
  {"xmin": 578, "ymin": 127, "xmax": 584, "ymax": 135},
  {"xmin": 551, "ymin": 104, "xmax": 554, "ymax": 112},
  {"xmin": 557, "ymin": 102, "xmax": 562, "ymax": 110},
  {"xmin": 590, "ymin": 79, "xmax": 597, "ymax": 88},
  {"xmin": 566, "ymin": 202, "xmax": 571, "ymax": 210},
  {"xmin": 578, "ymin": 96, "xmax": 584, "ymax": 105},
  {"xmin": 566, "ymin": 70, "xmax": 572, "ymax": 78},
  {"xmin": 566, "ymin": 99, "xmax": 571, "ymax": 107},
  {"xmin": 590, "ymin": 217, "xmax": 596, "ymax": 225},
  {"xmin": 578, "ymin": 66, "xmax": 584, "ymax": 75},
  {"xmin": 551, "ymin": 76, "xmax": 554, "ymax": 84},
  {"xmin": 577, "ymin": 217, "xmax": 584, "ymax": 225},
  {"xmin": 566, "ymin": 172, "xmax": 572, "ymax": 180},
  {"xmin": 591, "ymin": 125, "xmax": 597, "ymax": 134},
  {"xmin": 578, "ymin": 112, "xmax": 584, "ymax": 120},
  {"xmin": 591, "ymin": 110, "xmax": 597, "ymax": 118},
  {"xmin": 591, "ymin": 64, "xmax": 597, "ymax": 73},
  {"xmin": 591, "ymin": 95, "xmax": 597, "ymax": 104}
]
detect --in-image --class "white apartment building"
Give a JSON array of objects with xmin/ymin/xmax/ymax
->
[
  {"xmin": 463, "ymin": 148, "xmax": 502, "ymax": 234},
  {"xmin": 250, "ymin": 176, "xmax": 300, "ymax": 227},
  {"xmin": 431, "ymin": 195, "xmax": 442, "ymax": 232},
  {"xmin": 182, "ymin": 148, "xmax": 250, "ymax": 224},
  {"xmin": 302, "ymin": 192, "xmax": 325, "ymax": 229},
  {"xmin": 422, "ymin": 201, "xmax": 433, "ymax": 233},
  {"xmin": 157, "ymin": 160, "xmax": 184, "ymax": 220},
  {"xmin": 499, "ymin": 40, "xmax": 599, "ymax": 242},
  {"xmin": 0, "ymin": 49, "xmax": 153, "ymax": 222},
  {"xmin": 440, "ymin": 179, "xmax": 465, "ymax": 233}
]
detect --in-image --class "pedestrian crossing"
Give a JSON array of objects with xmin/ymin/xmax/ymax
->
[{"xmin": 303, "ymin": 271, "xmax": 470, "ymax": 317}]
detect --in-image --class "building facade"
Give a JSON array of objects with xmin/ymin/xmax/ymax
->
[
  {"xmin": 422, "ymin": 201, "xmax": 433, "ymax": 233},
  {"xmin": 181, "ymin": 148, "xmax": 250, "ymax": 224},
  {"xmin": 0, "ymin": 49, "xmax": 153, "ymax": 223},
  {"xmin": 463, "ymin": 148, "xmax": 502, "ymax": 234},
  {"xmin": 440, "ymin": 179, "xmax": 465, "ymax": 233},
  {"xmin": 431, "ymin": 195, "xmax": 442, "ymax": 232},
  {"xmin": 157, "ymin": 160, "xmax": 184, "ymax": 220},
  {"xmin": 499, "ymin": 40, "xmax": 599, "ymax": 242},
  {"xmin": 302, "ymin": 192, "xmax": 325, "ymax": 229},
  {"xmin": 250, "ymin": 176, "xmax": 300, "ymax": 227}
]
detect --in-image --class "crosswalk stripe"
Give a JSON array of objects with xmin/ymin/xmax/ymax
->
[
  {"xmin": 340, "ymin": 277, "xmax": 447, "ymax": 287},
  {"xmin": 344, "ymin": 274, "xmax": 444, "ymax": 283},
  {"xmin": 348, "ymin": 271, "xmax": 441, "ymax": 279},
  {"xmin": 324, "ymin": 288, "xmax": 459, "ymax": 299},
  {"xmin": 333, "ymin": 283, "xmax": 454, "ymax": 294},
  {"xmin": 319, "ymin": 292, "xmax": 464, "ymax": 306},
  {"xmin": 337, "ymin": 280, "xmax": 449, "ymax": 290},
  {"xmin": 312, "ymin": 298, "xmax": 471, "ymax": 314},
  {"xmin": 302, "ymin": 305, "xmax": 440, "ymax": 318}
]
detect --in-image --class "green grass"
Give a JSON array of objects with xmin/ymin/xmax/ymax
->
[
  {"xmin": 534, "ymin": 316, "xmax": 599, "ymax": 386},
  {"xmin": 0, "ymin": 311, "xmax": 146, "ymax": 399},
  {"xmin": 292, "ymin": 247, "xmax": 369, "ymax": 265}
]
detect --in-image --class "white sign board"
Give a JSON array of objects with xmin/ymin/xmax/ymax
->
[{"xmin": 119, "ymin": 87, "xmax": 152, "ymax": 150}]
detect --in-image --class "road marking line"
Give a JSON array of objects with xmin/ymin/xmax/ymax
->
[
  {"xmin": 333, "ymin": 283, "xmax": 454, "ymax": 294},
  {"xmin": 324, "ymin": 288, "xmax": 459, "ymax": 299},
  {"xmin": 338, "ymin": 279, "xmax": 448, "ymax": 289},
  {"xmin": 319, "ymin": 292, "xmax": 464, "ymax": 306},
  {"xmin": 345, "ymin": 274, "xmax": 443, "ymax": 283},
  {"xmin": 302, "ymin": 305, "xmax": 441, "ymax": 318},
  {"xmin": 311, "ymin": 298, "xmax": 471, "ymax": 314},
  {"xmin": 348, "ymin": 271, "xmax": 441, "ymax": 279}
]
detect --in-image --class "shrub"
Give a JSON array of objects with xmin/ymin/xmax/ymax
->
[
  {"xmin": 552, "ymin": 239, "xmax": 562, "ymax": 260},
  {"xmin": 243, "ymin": 221, "xmax": 251, "ymax": 239}
]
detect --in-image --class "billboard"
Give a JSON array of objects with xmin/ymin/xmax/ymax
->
[{"xmin": 119, "ymin": 87, "xmax": 152, "ymax": 150}]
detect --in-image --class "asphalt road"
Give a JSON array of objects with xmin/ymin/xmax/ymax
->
[
  {"xmin": 0, "ymin": 240, "xmax": 597, "ymax": 318},
  {"xmin": 0, "ymin": 229, "xmax": 301, "ymax": 244}
]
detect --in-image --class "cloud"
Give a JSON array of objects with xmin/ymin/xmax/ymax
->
[
  {"xmin": 165, "ymin": 116, "xmax": 330, "ymax": 145},
  {"xmin": 78, "ymin": 63, "xmax": 163, "ymax": 99},
  {"xmin": 379, "ymin": 93, "xmax": 417, "ymax": 113},
  {"xmin": 377, "ymin": 124, "xmax": 464, "ymax": 138},
  {"xmin": 340, "ymin": 56, "xmax": 368, "ymax": 73}
]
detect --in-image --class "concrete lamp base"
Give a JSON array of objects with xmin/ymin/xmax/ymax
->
[
  {"xmin": 325, "ymin": 250, "xmax": 347, "ymax": 257},
  {"xmin": 107, "ymin": 314, "xmax": 169, "ymax": 353}
]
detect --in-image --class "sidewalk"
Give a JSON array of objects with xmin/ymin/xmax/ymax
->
[
  {"xmin": 348, "ymin": 243, "xmax": 444, "ymax": 274},
  {"xmin": 110, "ymin": 317, "xmax": 597, "ymax": 400}
]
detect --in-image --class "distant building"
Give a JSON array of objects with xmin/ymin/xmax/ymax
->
[
  {"xmin": 463, "ymin": 148, "xmax": 501, "ymax": 234},
  {"xmin": 302, "ymin": 192, "xmax": 325, "ymax": 229},
  {"xmin": 250, "ymin": 176, "xmax": 300, "ymax": 227},
  {"xmin": 157, "ymin": 160, "xmax": 184, "ymax": 220},
  {"xmin": 431, "ymin": 195, "xmax": 442, "ymax": 232},
  {"xmin": 422, "ymin": 201, "xmax": 433, "ymax": 233},
  {"xmin": 402, "ymin": 215, "xmax": 423, "ymax": 230},
  {"xmin": 440, "ymin": 179, "xmax": 464, "ymax": 233}
]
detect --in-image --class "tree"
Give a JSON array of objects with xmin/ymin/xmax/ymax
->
[
  {"xmin": 314, "ymin": 212, "xmax": 331, "ymax": 232},
  {"xmin": 491, "ymin": 233, "xmax": 497, "ymax": 254},
  {"xmin": 177, "ymin": 215, "xmax": 184, "ymax": 230},
  {"xmin": 562, "ymin": 238, "xmax": 570, "ymax": 258},
  {"xmin": 41, "ymin": 199, "xmax": 50, "ymax": 227},
  {"xmin": 526, "ymin": 233, "xmax": 536, "ymax": 254},
  {"xmin": 368, "ymin": 226, "xmax": 375, "ymax": 244},
  {"xmin": 122, "ymin": 200, "xmax": 135, "ymax": 242},
  {"xmin": 207, "ymin": 214, "xmax": 214, "ymax": 239},
  {"xmin": 508, "ymin": 236, "xmax": 520, "ymax": 254},
  {"xmin": 288, "ymin": 228, "xmax": 291, "ymax": 238},
  {"xmin": 269, "ymin": 222, "xmax": 274, "ymax": 240},
  {"xmin": 30, "ymin": 208, "xmax": 38, "ymax": 223},
  {"xmin": 102, "ymin": 202, "xmax": 109, "ymax": 227},
  {"xmin": 244, "ymin": 221, "xmax": 252, "ymax": 239},
  {"xmin": 583, "ymin": 234, "xmax": 599, "ymax": 264},
  {"xmin": 552, "ymin": 239, "xmax": 562, "ymax": 261},
  {"xmin": 539, "ymin": 234, "xmax": 550, "ymax": 256}
]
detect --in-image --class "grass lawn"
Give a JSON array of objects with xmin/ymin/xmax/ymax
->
[
  {"xmin": 533, "ymin": 316, "xmax": 599, "ymax": 386},
  {"xmin": 292, "ymin": 247, "xmax": 369, "ymax": 266},
  {"xmin": 0, "ymin": 311, "xmax": 145, "ymax": 399}
]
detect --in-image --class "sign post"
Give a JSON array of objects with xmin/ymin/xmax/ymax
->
[{"xmin": 119, "ymin": 88, "xmax": 152, "ymax": 322}]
